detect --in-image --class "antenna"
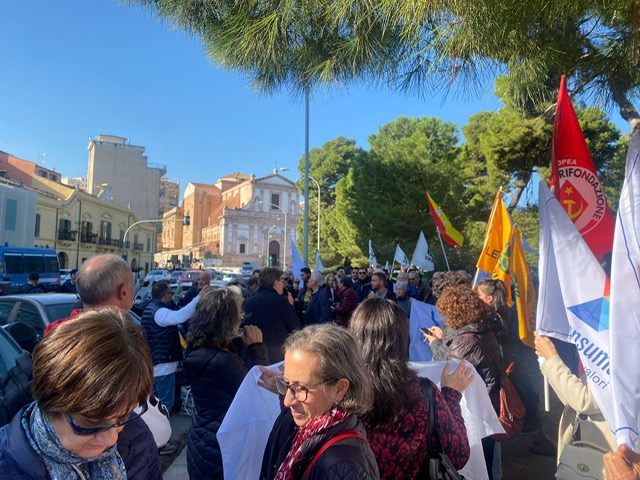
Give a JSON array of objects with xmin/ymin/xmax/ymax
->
[{"xmin": 37, "ymin": 152, "xmax": 47, "ymax": 165}]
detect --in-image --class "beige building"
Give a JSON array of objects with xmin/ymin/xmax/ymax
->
[
  {"xmin": 157, "ymin": 170, "xmax": 301, "ymax": 269},
  {"xmin": 31, "ymin": 176, "xmax": 156, "ymax": 272},
  {"xmin": 87, "ymin": 135, "xmax": 165, "ymax": 221},
  {"xmin": 61, "ymin": 176, "xmax": 88, "ymax": 192}
]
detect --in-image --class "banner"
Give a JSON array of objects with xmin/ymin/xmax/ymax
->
[
  {"xmin": 536, "ymin": 182, "xmax": 614, "ymax": 429},
  {"xmin": 426, "ymin": 192, "xmax": 464, "ymax": 247},
  {"xmin": 409, "ymin": 300, "xmax": 444, "ymax": 362},
  {"xmin": 550, "ymin": 74, "xmax": 615, "ymax": 262},
  {"xmin": 411, "ymin": 231, "xmax": 435, "ymax": 271},
  {"xmin": 394, "ymin": 244, "xmax": 410, "ymax": 270},
  {"xmin": 290, "ymin": 236, "xmax": 307, "ymax": 285},
  {"xmin": 368, "ymin": 240, "xmax": 377, "ymax": 268},
  {"xmin": 609, "ymin": 130, "xmax": 640, "ymax": 450},
  {"xmin": 314, "ymin": 250, "xmax": 325, "ymax": 272},
  {"xmin": 511, "ymin": 226, "xmax": 536, "ymax": 347}
]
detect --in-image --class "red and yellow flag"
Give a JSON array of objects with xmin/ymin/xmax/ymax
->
[
  {"xmin": 550, "ymin": 75, "xmax": 614, "ymax": 263},
  {"xmin": 426, "ymin": 193, "xmax": 464, "ymax": 247}
]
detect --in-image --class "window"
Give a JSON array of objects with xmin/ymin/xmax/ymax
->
[
  {"xmin": 146, "ymin": 236, "xmax": 151, "ymax": 252},
  {"xmin": 100, "ymin": 220, "xmax": 112, "ymax": 241},
  {"xmin": 15, "ymin": 302, "xmax": 46, "ymax": 337},
  {"xmin": 35, "ymin": 214, "xmax": 41, "ymax": 237},
  {"xmin": 120, "ymin": 228, "xmax": 125, "ymax": 242},
  {"xmin": 271, "ymin": 193, "xmax": 280, "ymax": 210},
  {"xmin": 4, "ymin": 199, "xmax": 17, "ymax": 231},
  {"xmin": 4, "ymin": 255, "xmax": 23, "ymax": 274},
  {"xmin": 81, "ymin": 221, "xmax": 93, "ymax": 236},
  {"xmin": 59, "ymin": 219, "xmax": 72, "ymax": 232},
  {"xmin": 239, "ymin": 243, "xmax": 246, "ymax": 254},
  {"xmin": 24, "ymin": 255, "xmax": 45, "ymax": 274}
]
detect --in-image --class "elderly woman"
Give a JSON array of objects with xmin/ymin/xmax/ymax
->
[
  {"xmin": 260, "ymin": 323, "xmax": 380, "ymax": 479},
  {"xmin": 426, "ymin": 284, "xmax": 502, "ymax": 479},
  {"xmin": 0, "ymin": 308, "xmax": 160, "ymax": 479},
  {"xmin": 350, "ymin": 297, "xmax": 472, "ymax": 479},
  {"xmin": 184, "ymin": 287, "xmax": 268, "ymax": 480}
]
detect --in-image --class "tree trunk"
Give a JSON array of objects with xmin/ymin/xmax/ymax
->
[
  {"xmin": 608, "ymin": 80, "xmax": 640, "ymax": 132},
  {"xmin": 506, "ymin": 171, "xmax": 532, "ymax": 213}
]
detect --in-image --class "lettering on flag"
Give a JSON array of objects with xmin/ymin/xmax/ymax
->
[
  {"xmin": 394, "ymin": 244, "xmax": 410, "ymax": 269},
  {"xmin": 537, "ymin": 182, "xmax": 615, "ymax": 429},
  {"xmin": 550, "ymin": 74, "xmax": 614, "ymax": 261},
  {"xmin": 477, "ymin": 191, "xmax": 512, "ymax": 276}
]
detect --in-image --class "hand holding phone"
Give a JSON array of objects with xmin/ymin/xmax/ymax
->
[{"xmin": 420, "ymin": 327, "xmax": 434, "ymax": 337}]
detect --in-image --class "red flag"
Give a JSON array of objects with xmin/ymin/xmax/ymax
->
[{"xmin": 550, "ymin": 75, "xmax": 614, "ymax": 262}]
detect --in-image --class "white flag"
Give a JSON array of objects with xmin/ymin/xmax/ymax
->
[
  {"xmin": 394, "ymin": 244, "xmax": 410, "ymax": 269},
  {"xmin": 537, "ymin": 182, "xmax": 614, "ymax": 430},
  {"xmin": 384, "ymin": 261, "xmax": 389, "ymax": 271},
  {"xmin": 411, "ymin": 231, "xmax": 435, "ymax": 271},
  {"xmin": 368, "ymin": 240, "xmax": 377, "ymax": 268},
  {"xmin": 609, "ymin": 131, "xmax": 640, "ymax": 450},
  {"xmin": 314, "ymin": 250, "xmax": 325, "ymax": 273}
]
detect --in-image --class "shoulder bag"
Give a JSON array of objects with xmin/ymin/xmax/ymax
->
[
  {"xmin": 555, "ymin": 415, "xmax": 607, "ymax": 480},
  {"xmin": 302, "ymin": 429, "xmax": 366, "ymax": 479}
]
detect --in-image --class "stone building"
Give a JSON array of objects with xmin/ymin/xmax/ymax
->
[
  {"xmin": 157, "ymin": 170, "xmax": 301, "ymax": 269},
  {"xmin": 159, "ymin": 177, "xmax": 180, "ymax": 217},
  {"xmin": 87, "ymin": 135, "xmax": 165, "ymax": 221}
]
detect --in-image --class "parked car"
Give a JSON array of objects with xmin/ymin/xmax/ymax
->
[
  {"xmin": 170, "ymin": 270, "xmax": 183, "ymax": 283},
  {"xmin": 178, "ymin": 269, "xmax": 204, "ymax": 286},
  {"xmin": 0, "ymin": 293, "xmax": 79, "ymax": 339},
  {"xmin": 0, "ymin": 326, "xmax": 23, "ymax": 373},
  {"xmin": 144, "ymin": 269, "xmax": 171, "ymax": 284},
  {"xmin": 59, "ymin": 268, "xmax": 73, "ymax": 284}
]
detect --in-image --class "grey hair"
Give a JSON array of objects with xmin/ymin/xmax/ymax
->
[
  {"xmin": 76, "ymin": 254, "xmax": 132, "ymax": 306},
  {"xmin": 310, "ymin": 271, "xmax": 325, "ymax": 287},
  {"xmin": 283, "ymin": 323, "xmax": 373, "ymax": 416},
  {"xmin": 395, "ymin": 281, "xmax": 408, "ymax": 291}
]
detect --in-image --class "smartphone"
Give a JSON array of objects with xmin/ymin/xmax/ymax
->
[{"xmin": 419, "ymin": 327, "xmax": 433, "ymax": 336}]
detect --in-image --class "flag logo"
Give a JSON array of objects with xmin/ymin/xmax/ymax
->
[
  {"xmin": 567, "ymin": 296, "xmax": 610, "ymax": 332},
  {"xmin": 556, "ymin": 166, "xmax": 608, "ymax": 234}
]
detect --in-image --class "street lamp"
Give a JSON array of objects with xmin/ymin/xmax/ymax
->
[
  {"xmin": 260, "ymin": 201, "xmax": 287, "ymax": 270},
  {"xmin": 308, "ymin": 175, "xmax": 320, "ymax": 254},
  {"xmin": 265, "ymin": 224, "xmax": 276, "ymax": 266}
]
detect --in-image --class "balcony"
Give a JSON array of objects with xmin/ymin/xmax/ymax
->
[
  {"xmin": 81, "ymin": 233, "xmax": 98, "ymax": 244},
  {"xmin": 99, "ymin": 238, "xmax": 122, "ymax": 247},
  {"xmin": 57, "ymin": 230, "xmax": 77, "ymax": 241},
  {"xmin": 133, "ymin": 242, "xmax": 144, "ymax": 251}
]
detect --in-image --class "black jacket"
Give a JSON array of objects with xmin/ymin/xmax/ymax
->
[
  {"xmin": 444, "ymin": 322, "xmax": 502, "ymax": 412},
  {"xmin": 261, "ymin": 410, "xmax": 380, "ymax": 480},
  {"xmin": 141, "ymin": 299, "xmax": 183, "ymax": 365},
  {"xmin": 243, "ymin": 287, "xmax": 300, "ymax": 363},
  {"xmin": 184, "ymin": 343, "xmax": 269, "ymax": 480},
  {"xmin": 0, "ymin": 406, "xmax": 162, "ymax": 480}
]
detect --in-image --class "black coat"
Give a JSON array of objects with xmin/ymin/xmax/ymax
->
[
  {"xmin": 444, "ymin": 322, "xmax": 502, "ymax": 412},
  {"xmin": 243, "ymin": 287, "xmax": 300, "ymax": 363},
  {"xmin": 261, "ymin": 410, "xmax": 380, "ymax": 480},
  {"xmin": 184, "ymin": 343, "xmax": 268, "ymax": 480}
]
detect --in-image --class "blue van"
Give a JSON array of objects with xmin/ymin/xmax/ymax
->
[{"xmin": 0, "ymin": 246, "xmax": 60, "ymax": 292}]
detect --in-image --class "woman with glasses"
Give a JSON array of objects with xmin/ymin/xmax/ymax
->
[
  {"xmin": 349, "ymin": 297, "xmax": 472, "ymax": 479},
  {"xmin": 184, "ymin": 287, "xmax": 268, "ymax": 480},
  {"xmin": 260, "ymin": 323, "xmax": 379, "ymax": 479},
  {"xmin": 0, "ymin": 307, "xmax": 161, "ymax": 480}
]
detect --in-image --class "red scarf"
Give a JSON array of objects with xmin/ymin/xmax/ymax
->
[{"xmin": 274, "ymin": 405, "xmax": 350, "ymax": 480}]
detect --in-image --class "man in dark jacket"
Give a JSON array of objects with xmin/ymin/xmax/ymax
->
[
  {"xmin": 304, "ymin": 271, "xmax": 332, "ymax": 326},
  {"xmin": 142, "ymin": 280, "xmax": 203, "ymax": 413},
  {"xmin": 332, "ymin": 276, "xmax": 359, "ymax": 327},
  {"xmin": 243, "ymin": 267, "xmax": 299, "ymax": 363},
  {"xmin": 15, "ymin": 272, "xmax": 44, "ymax": 294},
  {"xmin": 370, "ymin": 272, "xmax": 395, "ymax": 301}
]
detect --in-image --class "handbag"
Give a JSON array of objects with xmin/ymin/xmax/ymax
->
[
  {"xmin": 419, "ymin": 377, "xmax": 465, "ymax": 480},
  {"xmin": 555, "ymin": 416, "xmax": 607, "ymax": 480},
  {"xmin": 465, "ymin": 334, "xmax": 526, "ymax": 442}
]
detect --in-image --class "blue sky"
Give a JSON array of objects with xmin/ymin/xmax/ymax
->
[{"xmin": 0, "ymin": 1, "xmax": 629, "ymax": 201}]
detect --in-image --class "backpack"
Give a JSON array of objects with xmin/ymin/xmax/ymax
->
[{"xmin": 0, "ymin": 352, "xmax": 34, "ymax": 426}]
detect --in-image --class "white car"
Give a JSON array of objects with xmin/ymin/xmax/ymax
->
[{"xmin": 144, "ymin": 269, "xmax": 171, "ymax": 284}]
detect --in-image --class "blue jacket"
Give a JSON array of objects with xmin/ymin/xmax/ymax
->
[
  {"xmin": 0, "ymin": 406, "xmax": 162, "ymax": 480},
  {"xmin": 304, "ymin": 288, "xmax": 332, "ymax": 326},
  {"xmin": 141, "ymin": 299, "xmax": 183, "ymax": 366}
]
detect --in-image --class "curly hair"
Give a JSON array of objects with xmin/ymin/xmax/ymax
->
[
  {"xmin": 437, "ymin": 284, "xmax": 492, "ymax": 329},
  {"xmin": 431, "ymin": 270, "xmax": 472, "ymax": 299}
]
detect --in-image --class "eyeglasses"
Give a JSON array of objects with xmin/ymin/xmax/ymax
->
[
  {"xmin": 64, "ymin": 403, "xmax": 147, "ymax": 436},
  {"xmin": 274, "ymin": 375, "xmax": 337, "ymax": 402},
  {"xmin": 280, "ymin": 277, "xmax": 288, "ymax": 282},
  {"xmin": 358, "ymin": 272, "xmax": 367, "ymax": 275}
]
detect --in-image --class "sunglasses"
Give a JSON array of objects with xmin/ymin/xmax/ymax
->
[{"xmin": 64, "ymin": 403, "xmax": 147, "ymax": 436}]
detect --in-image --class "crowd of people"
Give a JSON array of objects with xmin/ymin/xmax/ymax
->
[{"xmin": 0, "ymin": 255, "xmax": 638, "ymax": 480}]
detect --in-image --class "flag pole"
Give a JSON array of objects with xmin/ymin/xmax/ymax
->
[{"xmin": 435, "ymin": 227, "xmax": 451, "ymax": 271}]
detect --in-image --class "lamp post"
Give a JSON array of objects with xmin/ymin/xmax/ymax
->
[
  {"xmin": 265, "ymin": 224, "xmax": 276, "ymax": 266},
  {"xmin": 260, "ymin": 202, "xmax": 288, "ymax": 270},
  {"xmin": 308, "ymin": 175, "xmax": 320, "ymax": 254}
]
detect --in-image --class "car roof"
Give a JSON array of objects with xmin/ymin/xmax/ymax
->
[{"xmin": 0, "ymin": 293, "xmax": 80, "ymax": 305}]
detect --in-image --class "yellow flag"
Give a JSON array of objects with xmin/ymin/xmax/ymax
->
[
  {"xmin": 492, "ymin": 232, "xmax": 512, "ymax": 307},
  {"xmin": 476, "ymin": 191, "xmax": 512, "ymax": 281},
  {"xmin": 511, "ymin": 226, "xmax": 536, "ymax": 347}
]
